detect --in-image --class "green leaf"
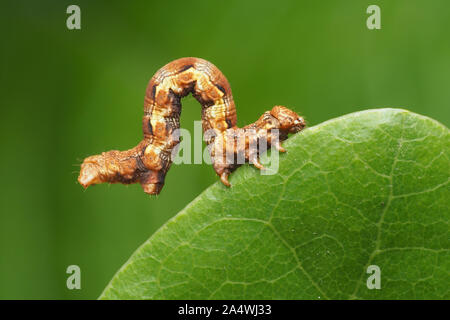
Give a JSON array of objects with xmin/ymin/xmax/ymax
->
[{"xmin": 100, "ymin": 108, "xmax": 449, "ymax": 300}]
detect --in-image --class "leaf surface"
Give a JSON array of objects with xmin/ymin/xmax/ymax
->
[{"xmin": 101, "ymin": 108, "xmax": 449, "ymax": 299}]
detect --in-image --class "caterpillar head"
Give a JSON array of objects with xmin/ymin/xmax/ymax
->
[
  {"xmin": 78, "ymin": 155, "xmax": 106, "ymax": 188},
  {"xmin": 270, "ymin": 106, "xmax": 306, "ymax": 133}
]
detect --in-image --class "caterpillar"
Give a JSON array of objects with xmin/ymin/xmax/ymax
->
[{"xmin": 78, "ymin": 57, "xmax": 306, "ymax": 195}]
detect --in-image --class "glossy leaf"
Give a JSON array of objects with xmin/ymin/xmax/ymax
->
[{"xmin": 100, "ymin": 109, "xmax": 449, "ymax": 299}]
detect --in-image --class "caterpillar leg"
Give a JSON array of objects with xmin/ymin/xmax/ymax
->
[
  {"xmin": 272, "ymin": 140, "xmax": 286, "ymax": 153},
  {"xmin": 249, "ymin": 154, "xmax": 265, "ymax": 170},
  {"xmin": 247, "ymin": 134, "xmax": 265, "ymax": 170},
  {"xmin": 139, "ymin": 169, "xmax": 166, "ymax": 195},
  {"xmin": 220, "ymin": 171, "xmax": 231, "ymax": 187}
]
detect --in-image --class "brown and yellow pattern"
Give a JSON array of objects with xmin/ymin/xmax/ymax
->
[{"xmin": 78, "ymin": 57, "xmax": 306, "ymax": 194}]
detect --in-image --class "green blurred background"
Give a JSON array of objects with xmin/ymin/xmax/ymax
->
[{"xmin": 0, "ymin": 0, "xmax": 449, "ymax": 299}]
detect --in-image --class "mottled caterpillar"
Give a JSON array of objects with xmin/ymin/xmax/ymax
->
[{"xmin": 78, "ymin": 57, "xmax": 306, "ymax": 195}]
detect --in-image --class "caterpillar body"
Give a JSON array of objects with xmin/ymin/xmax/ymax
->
[{"xmin": 78, "ymin": 57, "xmax": 306, "ymax": 195}]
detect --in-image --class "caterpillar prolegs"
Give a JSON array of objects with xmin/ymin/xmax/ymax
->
[{"xmin": 78, "ymin": 57, "xmax": 306, "ymax": 195}]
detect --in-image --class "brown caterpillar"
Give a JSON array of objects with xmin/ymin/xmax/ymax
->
[{"xmin": 78, "ymin": 57, "xmax": 306, "ymax": 195}]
